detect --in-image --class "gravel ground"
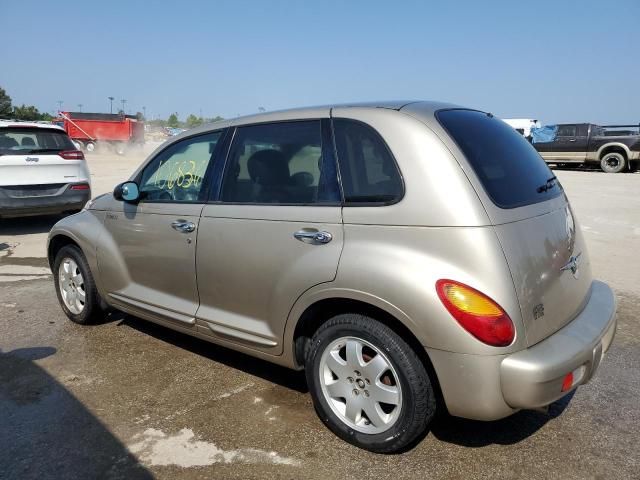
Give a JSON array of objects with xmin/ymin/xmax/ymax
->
[{"xmin": 1, "ymin": 157, "xmax": 639, "ymax": 479}]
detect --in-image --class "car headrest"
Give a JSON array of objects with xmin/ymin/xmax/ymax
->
[
  {"xmin": 247, "ymin": 149, "xmax": 289, "ymax": 186},
  {"xmin": 21, "ymin": 137, "xmax": 36, "ymax": 146}
]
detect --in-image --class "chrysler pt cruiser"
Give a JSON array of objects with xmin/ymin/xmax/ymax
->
[{"xmin": 48, "ymin": 102, "xmax": 617, "ymax": 453}]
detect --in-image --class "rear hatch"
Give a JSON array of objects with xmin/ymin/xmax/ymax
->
[
  {"xmin": 437, "ymin": 109, "xmax": 593, "ymax": 347},
  {"xmin": 0, "ymin": 126, "xmax": 86, "ymax": 187}
]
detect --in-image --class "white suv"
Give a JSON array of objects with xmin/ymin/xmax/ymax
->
[{"xmin": 0, "ymin": 121, "xmax": 91, "ymax": 218}]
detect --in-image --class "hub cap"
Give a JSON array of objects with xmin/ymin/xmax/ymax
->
[
  {"xmin": 58, "ymin": 258, "xmax": 85, "ymax": 315},
  {"xmin": 319, "ymin": 336, "xmax": 402, "ymax": 434}
]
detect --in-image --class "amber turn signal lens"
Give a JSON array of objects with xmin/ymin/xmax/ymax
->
[{"xmin": 436, "ymin": 279, "xmax": 515, "ymax": 347}]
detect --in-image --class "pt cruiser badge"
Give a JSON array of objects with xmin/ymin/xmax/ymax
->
[{"xmin": 561, "ymin": 252, "xmax": 582, "ymax": 278}]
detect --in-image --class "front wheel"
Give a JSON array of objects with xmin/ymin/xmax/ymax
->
[
  {"xmin": 305, "ymin": 314, "xmax": 436, "ymax": 453},
  {"xmin": 53, "ymin": 245, "xmax": 101, "ymax": 324},
  {"xmin": 600, "ymin": 152, "xmax": 626, "ymax": 173}
]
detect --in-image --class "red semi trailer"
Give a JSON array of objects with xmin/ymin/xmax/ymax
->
[{"xmin": 54, "ymin": 112, "xmax": 145, "ymax": 155}]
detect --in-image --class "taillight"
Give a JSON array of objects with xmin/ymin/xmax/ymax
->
[
  {"xmin": 59, "ymin": 150, "xmax": 85, "ymax": 160},
  {"xmin": 70, "ymin": 183, "xmax": 90, "ymax": 190},
  {"xmin": 436, "ymin": 279, "xmax": 515, "ymax": 347}
]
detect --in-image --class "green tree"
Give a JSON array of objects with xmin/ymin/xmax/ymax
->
[
  {"xmin": 167, "ymin": 113, "xmax": 179, "ymax": 128},
  {"xmin": 185, "ymin": 114, "xmax": 203, "ymax": 129},
  {"xmin": 13, "ymin": 104, "xmax": 42, "ymax": 121},
  {"xmin": 206, "ymin": 115, "xmax": 224, "ymax": 123},
  {"xmin": 0, "ymin": 87, "xmax": 12, "ymax": 117}
]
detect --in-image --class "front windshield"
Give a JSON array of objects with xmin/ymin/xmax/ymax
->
[{"xmin": 0, "ymin": 127, "xmax": 75, "ymax": 155}]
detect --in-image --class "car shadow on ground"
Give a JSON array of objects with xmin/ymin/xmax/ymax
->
[
  {"xmin": 111, "ymin": 311, "xmax": 309, "ymax": 394},
  {"xmin": 0, "ymin": 346, "xmax": 153, "ymax": 479},
  {"xmin": 112, "ymin": 311, "xmax": 575, "ymax": 448},
  {"xmin": 0, "ymin": 214, "xmax": 62, "ymax": 235},
  {"xmin": 430, "ymin": 390, "xmax": 575, "ymax": 447}
]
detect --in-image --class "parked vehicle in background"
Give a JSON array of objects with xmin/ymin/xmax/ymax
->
[
  {"xmin": 48, "ymin": 102, "xmax": 616, "ymax": 453},
  {"xmin": 532, "ymin": 122, "xmax": 640, "ymax": 173},
  {"xmin": 54, "ymin": 112, "xmax": 145, "ymax": 155},
  {"xmin": 0, "ymin": 121, "xmax": 90, "ymax": 218},
  {"xmin": 502, "ymin": 118, "xmax": 540, "ymax": 138}
]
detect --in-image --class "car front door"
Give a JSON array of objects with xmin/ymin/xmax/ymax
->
[
  {"xmin": 99, "ymin": 130, "xmax": 225, "ymax": 327},
  {"xmin": 195, "ymin": 117, "xmax": 343, "ymax": 354},
  {"xmin": 554, "ymin": 124, "xmax": 585, "ymax": 162}
]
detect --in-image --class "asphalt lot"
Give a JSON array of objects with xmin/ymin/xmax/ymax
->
[{"xmin": 1, "ymin": 154, "xmax": 639, "ymax": 479}]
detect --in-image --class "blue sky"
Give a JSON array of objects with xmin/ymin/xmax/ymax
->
[{"xmin": 2, "ymin": 0, "xmax": 639, "ymax": 124}]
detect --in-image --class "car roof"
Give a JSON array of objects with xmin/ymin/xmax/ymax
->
[
  {"xmin": 166, "ymin": 100, "xmax": 463, "ymax": 145},
  {"xmin": 0, "ymin": 120, "xmax": 65, "ymax": 131}
]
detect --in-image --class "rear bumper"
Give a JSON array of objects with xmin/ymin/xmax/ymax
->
[
  {"xmin": 427, "ymin": 280, "xmax": 617, "ymax": 420},
  {"xmin": 0, "ymin": 184, "xmax": 91, "ymax": 218}
]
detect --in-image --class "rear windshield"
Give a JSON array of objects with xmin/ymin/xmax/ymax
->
[
  {"xmin": 0, "ymin": 127, "xmax": 75, "ymax": 155},
  {"xmin": 437, "ymin": 109, "xmax": 562, "ymax": 209}
]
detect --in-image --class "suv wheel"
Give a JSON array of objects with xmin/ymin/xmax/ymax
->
[
  {"xmin": 305, "ymin": 314, "xmax": 436, "ymax": 453},
  {"xmin": 600, "ymin": 152, "xmax": 626, "ymax": 173},
  {"xmin": 53, "ymin": 245, "xmax": 101, "ymax": 324}
]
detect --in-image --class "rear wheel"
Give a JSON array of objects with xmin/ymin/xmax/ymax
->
[
  {"xmin": 600, "ymin": 152, "xmax": 626, "ymax": 173},
  {"xmin": 305, "ymin": 314, "xmax": 436, "ymax": 453},
  {"xmin": 73, "ymin": 140, "xmax": 84, "ymax": 150},
  {"xmin": 115, "ymin": 142, "xmax": 127, "ymax": 155},
  {"xmin": 53, "ymin": 245, "xmax": 101, "ymax": 324},
  {"xmin": 85, "ymin": 141, "xmax": 96, "ymax": 153}
]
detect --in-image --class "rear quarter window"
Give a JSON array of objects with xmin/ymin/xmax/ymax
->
[{"xmin": 437, "ymin": 109, "xmax": 562, "ymax": 209}]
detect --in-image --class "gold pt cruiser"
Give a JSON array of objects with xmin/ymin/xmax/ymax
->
[{"xmin": 48, "ymin": 102, "xmax": 617, "ymax": 453}]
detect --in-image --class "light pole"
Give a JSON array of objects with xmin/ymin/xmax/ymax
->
[
  {"xmin": 78, "ymin": 104, "xmax": 83, "ymax": 112},
  {"xmin": 121, "ymin": 99, "xmax": 126, "ymax": 115},
  {"xmin": 108, "ymin": 96, "xmax": 114, "ymax": 113},
  {"xmin": 57, "ymin": 100, "xmax": 63, "ymax": 112},
  {"xmin": 142, "ymin": 106, "xmax": 146, "ymax": 120}
]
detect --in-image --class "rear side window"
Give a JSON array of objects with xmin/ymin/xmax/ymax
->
[
  {"xmin": 437, "ymin": 109, "xmax": 562, "ymax": 209},
  {"xmin": 221, "ymin": 121, "xmax": 340, "ymax": 205},
  {"xmin": 333, "ymin": 119, "xmax": 403, "ymax": 204},
  {"xmin": 0, "ymin": 127, "xmax": 75, "ymax": 155}
]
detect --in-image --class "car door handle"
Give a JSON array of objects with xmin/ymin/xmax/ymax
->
[
  {"xmin": 569, "ymin": 138, "xmax": 576, "ymax": 142},
  {"xmin": 171, "ymin": 220, "xmax": 196, "ymax": 233},
  {"xmin": 293, "ymin": 229, "xmax": 333, "ymax": 245}
]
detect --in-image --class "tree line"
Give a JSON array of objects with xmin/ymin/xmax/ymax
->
[
  {"xmin": 1, "ymin": 86, "xmax": 224, "ymax": 128},
  {"xmin": 0, "ymin": 87, "xmax": 53, "ymax": 121},
  {"xmin": 147, "ymin": 113, "xmax": 224, "ymax": 129}
]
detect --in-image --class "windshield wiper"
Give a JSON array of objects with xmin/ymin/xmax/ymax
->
[
  {"xmin": 27, "ymin": 148, "xmax": 64, "ymax": 154},
  {"xmin": 537, "ymin": 175, "xmax": 557, "ymax": 193}
]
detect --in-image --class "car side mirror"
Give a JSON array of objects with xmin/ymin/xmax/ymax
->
[{"xmin": 113, "ymin": 181, "xmax": 140, "ymax": 203}]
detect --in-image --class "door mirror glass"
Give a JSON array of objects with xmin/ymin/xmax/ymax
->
[{"xmin": 114, "ymin": 181, "xmax": 140, "ymax": 202}]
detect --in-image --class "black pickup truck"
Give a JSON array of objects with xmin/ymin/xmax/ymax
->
[{"xmin": 533, "ymin": 123, "xmax": 640, "ymax": 173}]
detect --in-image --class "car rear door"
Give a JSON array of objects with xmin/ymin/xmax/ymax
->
[
  {"xmin": 195, "ymin": 116, "xmax": 343, "ymax": 354},
  {"xmin": 99, "ymin": 131, "xmax": 224, "ymax": 327}
]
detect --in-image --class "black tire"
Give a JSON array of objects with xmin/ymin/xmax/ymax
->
[
  {"xmin": 53, "ymin": 245, "xmax": 102, "ymax": 325},
  {"xmin": 600, "ymin": 152, "xmax": 626, "ymax": 173},
  {"xmin": 305, "ymin": 314, "xmax": 436, "ymax": 453},
  {"xmin": 115, "ymin": 142, "xmax": 127, "ymax": 156}
]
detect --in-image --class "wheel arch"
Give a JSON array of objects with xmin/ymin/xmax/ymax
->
[
  {"xmin": 289, "ymin": 295, "xmax": 445, "ymax": 408},
  {"xmin": 598, "ymin": 142, "xmax": 630, "ymax": 161},
  {"xmin": 48, "ymin": 233, "xmax": 82, "ymax": 269}
]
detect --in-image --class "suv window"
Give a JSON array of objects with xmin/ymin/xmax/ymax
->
[
  {"xmin": 557, "ymin": 125, "xmax": 577, "ymax": 137},
  {"xmin": 437, "ymin": 109, "xmax": 562, "ymax": 209},
  {"xmin": 333, "ymin": 119, "xmax": 403, "ymax": 204},
  {"xmin": 139, "ymin": 131, "xmax": 221, "ymax": 203},
  {"xmin": 221, "ymin": 121, "xmax": 339, "ymax": 204},
  {"xmin": 0, "ymin": 127, "xmax": 75, "ymax": 155}
]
